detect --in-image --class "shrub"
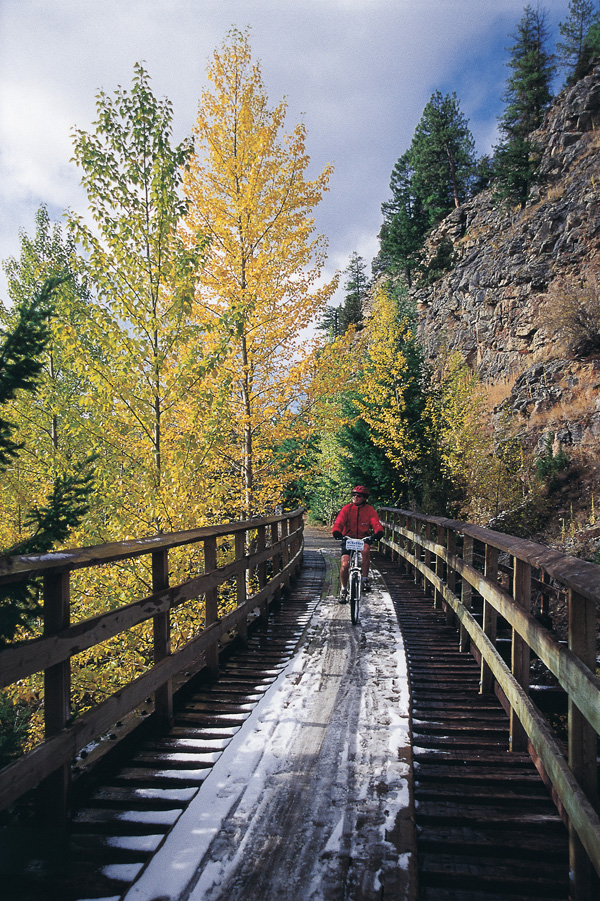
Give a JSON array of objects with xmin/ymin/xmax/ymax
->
[{"xmin": 545, "ymin": 270, "xmax": 600, "ymax": 357}]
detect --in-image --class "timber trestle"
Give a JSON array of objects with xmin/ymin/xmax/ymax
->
[
  {"xmin": 377, "ymin": 555, "xmax": 570, "ymax": 900},
  {"xmin": 1, "ymin": 549, "xmax": 325, "ymax": 901},
  {"xmin": 378, "ymin": 507, "xmax": 600, "ymax": 901}
]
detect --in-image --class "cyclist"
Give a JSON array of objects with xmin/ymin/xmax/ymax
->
[{"xmin": 332, "ymin": 486, "xmax": 384, "ymax": 603}]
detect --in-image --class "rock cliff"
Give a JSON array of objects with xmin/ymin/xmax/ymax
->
[{"xmin": 411, "ymin": 62, "xmax": 600, "ymax": 538}]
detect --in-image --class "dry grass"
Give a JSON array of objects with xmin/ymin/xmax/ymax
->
[{"xmin": 544, "ymin": 269, "xmax": 600, "ymax": 357}]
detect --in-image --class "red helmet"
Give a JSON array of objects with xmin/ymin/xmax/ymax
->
[{"xmin": 352, "ymin": 485, "xmax": 370, "ymax": 497}]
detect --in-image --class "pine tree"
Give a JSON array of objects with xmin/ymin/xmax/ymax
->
[
  {"xmin": 378, "ymin": 151, "xmax": 428, "ymax": 287},
  {"xmin": 0, "ymin": 278, "xmax": 95, "ymax": 644},
  {"xmin": 0, "ymin": 280, "xmax": 54, "ymax": 469},
  {"xmin": 493, "ymin": 4, "xmax": 555, "ymax": 207},
  {"xmin": 410, "ymin": 91, "xmax": 476, "ymax": 225},
  {"xmin": 340, "ymin": 252, "xmax": 369, "ymax": 332},
  {"xmin": 557, "ymin": 0, "xmax": 598, "ymax": 82}
]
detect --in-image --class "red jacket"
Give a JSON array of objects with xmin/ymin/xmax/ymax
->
[{"xmin": 332, "ymin": 502, "xmax": 384, "ymax": 540}]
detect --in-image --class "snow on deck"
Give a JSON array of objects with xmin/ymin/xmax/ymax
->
[{"xmin": 124, "ymin": 555, "xmax": 416, "ymax": 900}]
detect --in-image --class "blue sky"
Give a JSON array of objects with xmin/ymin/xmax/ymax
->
[{"xmin": 0, "ymin": 0, "xmax": 574, "ymax": 303}]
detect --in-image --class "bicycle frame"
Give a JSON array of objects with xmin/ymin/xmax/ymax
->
[{"xmin": 345, "ymin": 537, "xmax": 364, "ymax": 625}]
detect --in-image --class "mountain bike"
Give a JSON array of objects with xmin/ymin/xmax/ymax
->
[{"xmin": 344, "ymin": 537, "xmax": 368, "ymax": 625}]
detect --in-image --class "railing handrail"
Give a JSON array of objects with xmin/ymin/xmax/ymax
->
[
  {"xmin": 378, "ymin": 507, "xmax": 600, "ymax": 898},
  {"xmin": 378, "ymin": 507, "xmax": 600, "ymax": 604},
  {"xmin": 0, "ymin": 508, "xmax": 305, "ymax": 819},
  {"xmin": 0, "ymin": 509, "xmax": 301, "ymax": 585}
]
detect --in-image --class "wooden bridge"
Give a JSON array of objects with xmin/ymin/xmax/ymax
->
[{"xmin": 0, "ymin": 509, "xmax": 599, "ymax": 900}]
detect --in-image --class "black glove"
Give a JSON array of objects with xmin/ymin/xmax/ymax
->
[
  {"xmin": 332, "ymin": 530, "xmax": 343, "ymax": 540},
  {"xmin": 374, "ymin": 531, "xmax": 384, "ymax": 540}
]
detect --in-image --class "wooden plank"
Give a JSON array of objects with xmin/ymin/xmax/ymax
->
[
  {"xmin": 152, "ymin": 549, "xmax": 172, "ymax": 728},
  {"xmin": 510, "ymin": 557, "xmax": 530, "ymax": 752},
  {"xmin": 481, "ymin": 544, "xmax": 498, "ymax": 695},
  {"xmin": 0, "ymin": 533, "xmax": 299, "ymax": 688},
  {"xmin": 41, "ymin": 571, "xmax": 71, "ymax": 828},
  {"xmin": 568, "ymin": 587, "xmax": 599, "ymax": 900},
  {"xmin": 0, "ymin": 547, "xmax": 302, "ymax": 812},
  {"xmin": 379, "ymin": 507, "xmax": 600, "ymax": 604},
  {"xmin": 0, "ymin": 508, "xmax": 305, "ymax": 584}
]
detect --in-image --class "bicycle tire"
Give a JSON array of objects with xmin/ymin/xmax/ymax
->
[{"xmin": 350, "ymin": 570, "xmax": 361, "ymax": 625}]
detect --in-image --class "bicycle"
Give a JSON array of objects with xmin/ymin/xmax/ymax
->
[{"xmin": 344, "ymin": 537, "xmax": 371, "ymax": 625}]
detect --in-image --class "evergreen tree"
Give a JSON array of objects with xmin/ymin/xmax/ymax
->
[
  {"xmin": 0, "ymin": 278, "xmax": 95, "ymax": 644},
  {"xmin": 0, "ymin": 280, "xmax": 54, "ymax": 469},
  {"xmin": 493, "ymin": 4, "xmax": 555, "ymax": 207},
  {"xmin": 378, "ymin": 151, "xmax": 428, "ymax": 287},
  {"xmin": 410, "ymin": 91, "xmax": 476, "ymax": 225},
  {"xmin": 339, "ymin": 252, "xmax": 369, "ymax": 332},
  {"xmin": 557, "ymin": 0, "xmax": 598, "ymax": 82},
  {"xmin": 317, "ymin": 305, "xmax": 342, "ymax": 340},
  {"xmin": 377, "ymin": 93, "xmax": 475, "ymax": 287}
]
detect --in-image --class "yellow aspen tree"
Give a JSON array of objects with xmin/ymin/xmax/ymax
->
[
  {"xmin": 357, "ymin": 284, "xmax": 425, "ymax": 485},
  {"xmin": 184, "ymin": 29, "xmax": 337, "ymax": 517}
]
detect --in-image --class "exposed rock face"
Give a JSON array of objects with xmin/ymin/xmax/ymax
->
[
  {"xmin": 415, "ymin": 63, "xmax": 600, "ymax": 378},
  {"xmin": 413, "ymin": 63, "xmax": 600, "ymax": 465}
]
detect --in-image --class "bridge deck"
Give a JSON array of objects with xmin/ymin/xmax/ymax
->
[
  {"xmin": 2, "ymin": 527, "xmax": 571, "ymax": 900},
  {"xmin": 124, "ymin": 528, "xmax": 415, "ymax": 900}
]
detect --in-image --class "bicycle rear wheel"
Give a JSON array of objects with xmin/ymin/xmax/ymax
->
[{"xmin": 350, "ymin": 570, "xmax": 361, "ymax": 625}]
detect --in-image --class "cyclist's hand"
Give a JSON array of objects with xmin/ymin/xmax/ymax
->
[
  {"xmin": 374, "ymin": 531, "xmax": 384, "ymax": 541},
  {"xmin": 332, "ymin": 530, "xmax": 343, "ymax": 540}
]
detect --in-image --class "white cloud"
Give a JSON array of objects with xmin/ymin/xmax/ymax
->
[{"xmin": 0, "ymin": 0, "xmax": 569, "ymax": 299}]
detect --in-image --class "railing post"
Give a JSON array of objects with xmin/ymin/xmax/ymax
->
[
  {"xmin": 445, "ymin": 529, "xmax": 457, "ymax": 626},
  {"xmin": 434, "ymin": 525, "xmax": 445, "ymax": 610},
  {"xmin": 423, "ymin": 522, "xmax": 432, "ymax": 596},
  {"xmin": 42, "ymin": 571, "xmax": 71, "ymax": 829},
  {"xmin": 510, "ymin": 557, "xmax": 531, "ymax": 752},
  {"xmin": 271, "ymin": 521, "xmax": 281, "ymax": 605},
  {"xmin": 204, "ymin": 536, "xmax": 219, "ymax": 673},
  {"xmin": 281, "ymin": 518, "xmax": 290, "ymax": 590},
  {"xmin": 153, "ymin": 549, "xmax": 173, "ymax": 728},
  {"xmin": 459, "ymin": 535, "xmax": 473, "ymax": 652},
  {"xmin": 413, "ymin": 517, "xmax": 421, "ymax": 586},
  {"xmin": 257, "ymin": 525, "xmax": 268, "ymax": 625},
  {"xmin": 391, "ymin": 512, "xmax": 399, "ymax": 564},
  {"xmin": 480, "ymin": 544, "xmax": 499, "ymax": 694},
  {"xmin": 568, "ymin": 588, "xmax": 599, "ymax": 900},
  {"xmin": 235, "ymin": 529, "xmax": 248, "ymax": 642}
]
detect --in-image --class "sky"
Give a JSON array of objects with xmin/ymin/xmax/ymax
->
[{"xmin": 0, "ymin": 0, "xmax": 572, "ymax": 306}]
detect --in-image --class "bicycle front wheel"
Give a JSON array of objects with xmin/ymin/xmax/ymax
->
[{"xmin": 350, "ymin": 571, "xmax": 361, "ymax": 625}]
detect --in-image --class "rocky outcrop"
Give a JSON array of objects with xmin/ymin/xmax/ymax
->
[
  {"xmin": 414, "ymin": 63, "xmax": 600, "ymax": 384},
  {"xmin": 412, "ymin": 64, "xmax": 600, "ymax": 470}
]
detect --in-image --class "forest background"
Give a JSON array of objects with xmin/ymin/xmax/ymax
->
[{"xmin": 1, "ymin": 2, "xmax": 600, "ymax": 759}]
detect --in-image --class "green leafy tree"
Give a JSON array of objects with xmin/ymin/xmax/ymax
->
[
  {"xmin": 557, "ymin": 0, "xmax": 598, "ymax": 82},
  {"xmin": 410, "ymin": 91, "xmax": 476, "ymax": 225},
  {"xmin": 493, "ymin": 4, "xmax": 555, "ymax": 207},
  {"xmin": 69, "ymin": 63, "xmax": 208, "ymax": 533}
]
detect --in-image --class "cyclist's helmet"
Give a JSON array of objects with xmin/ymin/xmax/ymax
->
[{"xmin": 352, "ymin": 485, "xmax": 370, "ymax": 497}]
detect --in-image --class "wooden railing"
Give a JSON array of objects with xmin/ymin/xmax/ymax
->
[
  {"xmin": 379, "ymin": 508, "xmax": 600, "ymax": 901},
  {"xmin": 0, "ymin": 508, "xmax": 304, "ymax": 822}
]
